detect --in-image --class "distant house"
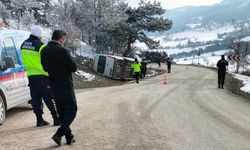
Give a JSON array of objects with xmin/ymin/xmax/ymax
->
[{"xmin": 93, "ymin": 54, "xmax": 134, "ymax": 80}]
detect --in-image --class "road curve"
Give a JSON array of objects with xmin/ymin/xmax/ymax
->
[{"xmin": 1, "ymin": 65, "xmax": 250, "ymax": 150}]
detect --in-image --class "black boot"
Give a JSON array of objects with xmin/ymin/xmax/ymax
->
[
  {"xmin": 65, "ymin": 134, "xmax": 75, "ymax": 145},
  {"xmin": 52, "ymin": 133, "xmax": 62, "ymax": 146},
  {"xmin": 218, "ymin": 84, "xmax": 220, "ymax": 88},
  {"xmin": 36, "ymin": 114, "xmax": 49, "ymax": 127},
  {"xmin": 37, "ymin": 120, "xmax": 49, "ymax": 127}
]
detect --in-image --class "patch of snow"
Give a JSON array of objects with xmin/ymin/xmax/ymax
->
[
  {"xmin": 171, "ymin": 25, "xmax": 236, "ymax": 43},
  {"xmin": 186, "ymin": 23, "xmax": 202, "ymax": 29},
  {"xmin": 241, "ymin": 36, "xmax": 250, "ymax": 42},
  {"xmin": 234, "ymin": 74, "xmax": 250, "ymax": 93},
  {"xmin": 75, "ymin": 70, "xmax": 95, "ymax": 81}
]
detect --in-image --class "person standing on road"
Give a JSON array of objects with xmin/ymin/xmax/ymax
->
[
  {"xmin": 131, "ymin": 58, "xmax": 141, "ymax": 83},
  {"xmin": 41, "ymin": 30, "xmax": 77, "ymax": 146},
  {"xmin": 21, "ymin": 26, "xmax": 60, "ymax": 127},
  {"xmin": 157, "ymin": 59, "xmax": 161, "ymax": 68},
  {"xmin": 140, "ymin": 61, "xmax": 147, "ymax": 78},
  {"xmin": 216, "ymin": 55, "xmax": 229, "ymax": 89},
  {"xmin": 166, "ymin": 57, "xmax": 172, "ymax": 73}
]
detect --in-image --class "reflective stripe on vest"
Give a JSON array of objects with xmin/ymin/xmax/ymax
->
[{"xmin": 39, "ymin": 44, "xmax": 46, "ymax": 54}]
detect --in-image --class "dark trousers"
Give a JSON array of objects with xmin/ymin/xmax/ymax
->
[
  {"xmin": 218, "ymin": 71, "xmax": 226, "ymax": 86},
  {"xmin": 167, "ymin": 66, "xmax": 171, "ymax": 73},
  {"xmin": 52, "ymin": 88, "xmax": 77, "ymax": 137},
  {"xmin": 140, "ymin": 68, "xmax": 147, "ymax": 78},
  {"xmin": 134, "ymin": 72, "xmax": 140, "ymax": 83},
  {"xmin": 28, "ymin": 76, "xmax": 58, "ymax": 118}
]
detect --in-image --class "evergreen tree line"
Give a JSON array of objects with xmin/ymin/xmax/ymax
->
[
  {"xmin": 0, "ymin": 0, "xmax": 172, "ymax": 56},
  {"xmin": 139, "ymin": 51, "xmax": 168, "ymax": 63}
]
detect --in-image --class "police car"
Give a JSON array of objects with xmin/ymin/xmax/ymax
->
[{"xmin": 0, "ymin": 25, "xmax": 31, "ymax": 125}]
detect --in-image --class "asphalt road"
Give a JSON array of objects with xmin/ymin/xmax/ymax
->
[{"xmin": 1, "ymin": 65, "xmax": 250, "ymax": 150}]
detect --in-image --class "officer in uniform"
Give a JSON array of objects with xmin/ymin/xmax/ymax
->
[
  {"xmin": 217, "ymin": 55, "xmax": 229, "ymax": 89},
  {"xmin": 131, "ymin": 58, "xmax": 141, "ymax": 83},
  {"xmin": 21, "ymin": 26, "xmax": 60, "ymax": 127}
]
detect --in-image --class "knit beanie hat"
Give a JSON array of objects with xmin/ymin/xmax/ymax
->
[{"xmin": 31, "ymin": 26, "xmax": 44, "ymax": 38}]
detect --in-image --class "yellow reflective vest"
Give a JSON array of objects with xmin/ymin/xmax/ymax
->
[
  {"xmin": 131, "ymin": 62, "xmax": 141, "ymax": 73},
  {"xmin": 21, "ymin": 35, "xmax": 48, "ymax": 77}
]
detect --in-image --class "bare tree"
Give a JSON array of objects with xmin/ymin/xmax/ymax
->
[
  {"xmin": 47, "ymin": 0, "xmax": 81, "ymax": 52},
  {"xmin": 228, "ymin": 38, "xmax": 250, "ymax": 73}
]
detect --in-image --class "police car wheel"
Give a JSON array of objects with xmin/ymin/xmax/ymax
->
[{"xmin": 0, "ymin": 96, "xmax": 6, "ymax": 125}]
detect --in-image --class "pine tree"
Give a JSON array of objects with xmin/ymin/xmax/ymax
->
[
  {"xmin": 74, "ymin": 0, "xmax": 128, "ymax": 54},
  {"xmin": 122, "ymin": 0, "xmax": 172, "ymax": 57}
]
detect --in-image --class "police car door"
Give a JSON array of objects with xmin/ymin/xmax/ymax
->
[{"xmin": 0, "ymin": 37, "xmax": 30, "ymax": 107}]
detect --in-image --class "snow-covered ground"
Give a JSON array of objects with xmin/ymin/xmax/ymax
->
[
  {"xmin": 71, "ymin": 41, "xmax": 96, "ymax": 81},
  {"xmin": 170, "ymin": 25, "xmax": 236, "ymax": 43},
  {"xmin": 234, "ymin": 74, "xmax": 250, "ymax": 93},
  {"xmin": 156, "ymin": 44, "xmax": 214, "ymax": 55},
  {"xmin": 175, "ymin": 49, "xmax": 235, "ymax": 68},
  {"xmin": 75, "ymin": 70, "xmax": 95, "ymax": 81},
  {"xmin": 186, "ymin": 23, "xmax": 202, "ymax": 29},
  {"xmin": 135, "ymin": 24, "xmax": 238, "ymax": 49}
]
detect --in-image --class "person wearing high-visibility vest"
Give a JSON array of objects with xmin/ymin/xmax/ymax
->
[
  {"xmin": 21, "ymin": 26, "xmax": 60, "ymax": 127},
  {"xmin": 131, "ymin": 58, "xmax": 141, "ymax": 83}
]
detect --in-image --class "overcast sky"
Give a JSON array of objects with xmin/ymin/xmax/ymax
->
[{"xmin": 127, "ymin": 0, "xmax": 223, "ymax": 9}]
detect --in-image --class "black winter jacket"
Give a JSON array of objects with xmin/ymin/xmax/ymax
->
[
  {"xmin": 217, "ymin": 59, "xmax": 228, "ymax": 73},
  {"xmin": 41, "ymin": 41, "xmax": 77, "ymax": 89}
]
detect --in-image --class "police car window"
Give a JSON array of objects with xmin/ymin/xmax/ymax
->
[{"xmin": 2, "ymin": 38, "xmax": 19, "ymax": 65}]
